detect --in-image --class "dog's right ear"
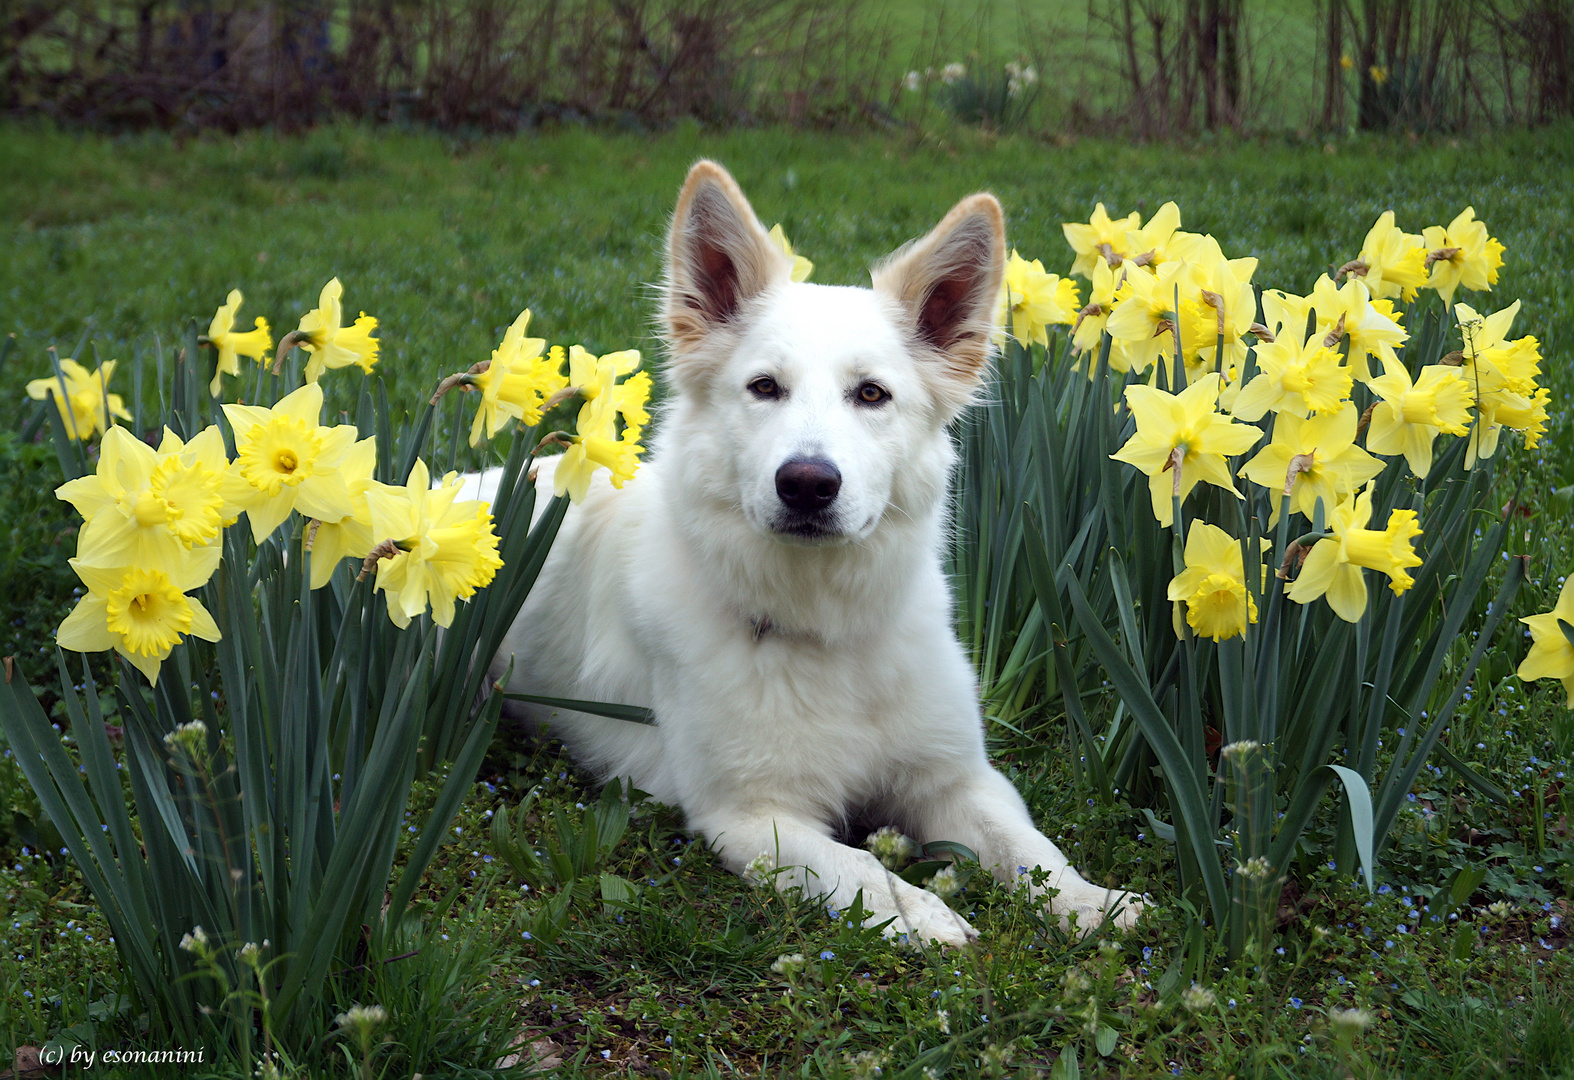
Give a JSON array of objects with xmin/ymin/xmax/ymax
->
[{"xmin": 662, "ymin": 161, "xmax": 792, "ymax": 377}]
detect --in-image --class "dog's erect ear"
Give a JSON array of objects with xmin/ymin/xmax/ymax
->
[
  {"xmin": 663, "ymin": 161, "xmax": 792, "ymax": 359},
  {"xmin": 872, "ymin": 193, "xmax": 1005, "ymax": 395}
]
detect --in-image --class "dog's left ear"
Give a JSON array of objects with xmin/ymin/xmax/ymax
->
[{"xmin": 872, "ymin": 193, "xmax": 1005, "ymax": 410}]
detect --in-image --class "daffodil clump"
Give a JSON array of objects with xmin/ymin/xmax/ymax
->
[
  {"xmin": 40, "ymin": 279, "xmax": 651, "ymax": 678},
  {"xmin": 1039, "ymin": 200, "xmax": 1551, "ymax": 633},
  {"xmin": 54, "ymin": 424, "xmax": 231, "ymax": 682}
]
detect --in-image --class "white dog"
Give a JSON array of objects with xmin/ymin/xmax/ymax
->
[{"xmin": 483, "ymin": 161, "xmax": 1141, "ymax": 946}]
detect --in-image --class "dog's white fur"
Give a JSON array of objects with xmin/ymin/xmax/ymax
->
[{"xmin": 477, "ymin": 161, "xmax": 1142, "ymax": 946}]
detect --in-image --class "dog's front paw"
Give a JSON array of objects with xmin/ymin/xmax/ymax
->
[
  {"xmin": 871, "ymin": 885, "xmax": 978, "ymax": 949},
  {"xmin": 1053, "ymin": 887, "xmax": 1146, "ymax": 937}
]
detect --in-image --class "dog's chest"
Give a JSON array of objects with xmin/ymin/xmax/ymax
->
[{"xmin": 652, "ymin": 611, "xmax": 980, "ymax": 809}]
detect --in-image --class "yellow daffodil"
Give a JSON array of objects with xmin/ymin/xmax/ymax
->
[
  {"xmin": 1230, "ymin": 331, "xmax": 1351, "ymax": 421},
  {"xmin": 1422, "ymin": 207, "xmax": 1504, "ymax": 305},
  {"xmin": 25, "ymin": 359, "xmax": 131, "ymax": 442},
  {"xmin": 1353, "ymin": 211, "xmax": 1428, "ymax": 302},
  {"xmin": 1166, "ymin": 521, "xmax": 1269, "ymax": 641},
  {"xmin": 1479, "ymin": 334, "xmax": 1542, "ymax": 397},
  {"xmin": 467, "ymin": 310, "xmax": 567, "ymax": 446},
  {"xmin": 58, "ymin": 426, "xmax": 231, "ymax": 581},
  {"xmin": 1259, "ymin": 289, "xmax": 1311, "ymax": 342},
  {"xmin": 566, "ymin": 345, "xmax": 649, "ymax": 434},
  {"xmin": 996, "ymin": 250, "xmax": 1079, "ymax": 349},
  {"xmin": 1238, "ymin": 404, "xmax": 1383, "ymax": 524},
  {"xmin": 304, "ymin": 435, "xmax": 377, "ymax": 590},
  {"xmin": 296, "ymin": 277, "xmax": 379, "ymax": 383},
  {"xmin": 1071, "ymin": 258, "xmax": 1120, "ymax": 361},
  {"xmin": 364, "ymin": 459, "xmax": 503, "ymax": 628},
  {"xmin": 57, "ymin": 561, "xmax": 221, "ymax": 684},
  {"xmin": 1286, "ymin": 486, "xmax": 1423, "ymax": 622},
  {"xmin": 1518, "ymin": 576, "xmax": 1574, "ymax": 708},
  {"xmin": 1062, "ymin": 202, "xmax": 1141, "ymax": 278},
  {"xmin": 1455, "ymin": 300, "xmax": 1542, "ymax": 397},
  {"xmin": 1121, "ymin": 201, "xmax": 1196, "ymax": 274},
  {"xmin": 1176, "ymin": 247, "xmax": 1258, "ymax": 375},
  {"xmin": 768, "ymin": 224, "xmax": 813, "ymax": 283},
  {"xmin": 1297, "ymin": 275, "xmax": 1408, "ymax": 382},
  {"xmin": 221, "ymin": 382, "xmax": 361, "ymax": 542},
  {"xmin": 205, "ymin": 289, "xmax": 273, "ymax": 397},
  {"xmin": 1466, "ymin": 384, "xmax": 1551, "ymax": 469},
  {"xmin": 1111, "ymin": 373, "xmax": 1262, "ymax": 527},
  {"xmin": 1365, "ymin": 358, "xmax": 1472, "ymax": 478},
  {"xmin": 553, "ymin": 372, "xmax": 650, "ymax": 504},
  {"xmin": 1104, "ymin": 261, "xmax": 1187, "ymax": 375},
  {"xmin": 1455, "ymin": 300, "xmax": 1519, "ymax": 363}
]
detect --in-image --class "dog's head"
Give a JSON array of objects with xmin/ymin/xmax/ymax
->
[{"xmin": 659, "ymin": 161, "xmax": 1004, "ymax": 546}]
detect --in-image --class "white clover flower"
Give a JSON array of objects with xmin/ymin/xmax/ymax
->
[
  {"xmin": 771, "ymin": 953, "xmax": 805, "ymax": 977},
  {"xmin": 926, "ymin": 865, "xmax": 962, "ymax": 900},
  {"xmin": 936, "ymin": 1008, "xmax": 951, "ymax": 1034},
  {"xmin": 164, "ymin": 719, "xmax": 209, "ymax": 757},
  {"xmin": 904, "ymin": 71, "xmax": 921, "ymax": 92},
  {"xmin": 865, "ymin": 826, "xmax": 919, "ymax": 869},
  {"xmin": 941, "ymin": 62, "xmax": 966, "ymax": 84},
  {"xmin": 1237, "ymin": 855, "xmax": 1275, "ymax": 880},
  {"xmin": 743, "ymin": 851, "xmax": 776, "ymax": 887},
  {"xmin": 1182, "ymin": 984, "xmax": 1217, "ymax": 1012},
  {"xmin": 1058, "ymin": 967, "xmax": 1093, "ymax": 998},
  {"xmin": 845, "ymin": 1050, "xmax": 887, "ymax": 1078},
  {"xmin": 336, "ymin": 1003, "xmax": 388, "ymax": 1030},
  {"xmin": 1328, "ymin": 1006, "xmax": 1373, "ymax": 1032},
  {"xmin": 1220, "ymin": 739, "xmax": 1263, "ymax": 762},
  {"xmin": 979, "ymin": 1042, "xmax": 1013, "ymax": 1069}
]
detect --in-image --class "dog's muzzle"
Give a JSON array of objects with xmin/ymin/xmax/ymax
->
[{"xmin": 772, "ymin": 457, "xmax": 842, "ymax": 538}]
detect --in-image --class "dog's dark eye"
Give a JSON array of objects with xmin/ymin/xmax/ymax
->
[
  {"xmin": 855, "ymin": 382, "xmax": 890, "ymax": 405},
  {"xmin": 749, "ymin": 376, "xmax": 780, "ymax": 399}
]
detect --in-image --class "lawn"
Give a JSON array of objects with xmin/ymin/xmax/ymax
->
[{"xmin": 2, "ymin": 120, "xmax": 1573, "ymax": 1077}]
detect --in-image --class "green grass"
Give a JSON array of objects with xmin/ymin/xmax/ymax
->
[
  {"xmin": 4, "ymin": 122, "xmax": 1571, "ymax": 418},
  {"xmin": 2, "ymin": 121, "xmax": 1574, "ymax": 1077}
]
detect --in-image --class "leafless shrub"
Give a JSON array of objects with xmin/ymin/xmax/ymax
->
[
  {"xmin": 1312, "ymin": 0, "xmax": 1572, "ymax": 131},
  {"xmin": 0, "ymin": 0, "xmax": 899, "ymax": 130},
  {"xmin": 2, "ymin": 0, "xmax": 1568, "ymax": 133}
]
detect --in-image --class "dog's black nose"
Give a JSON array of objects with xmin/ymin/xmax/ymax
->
[{"xmin": 775, "ymin": 458, "xmax": 841, "ymax": 514}]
